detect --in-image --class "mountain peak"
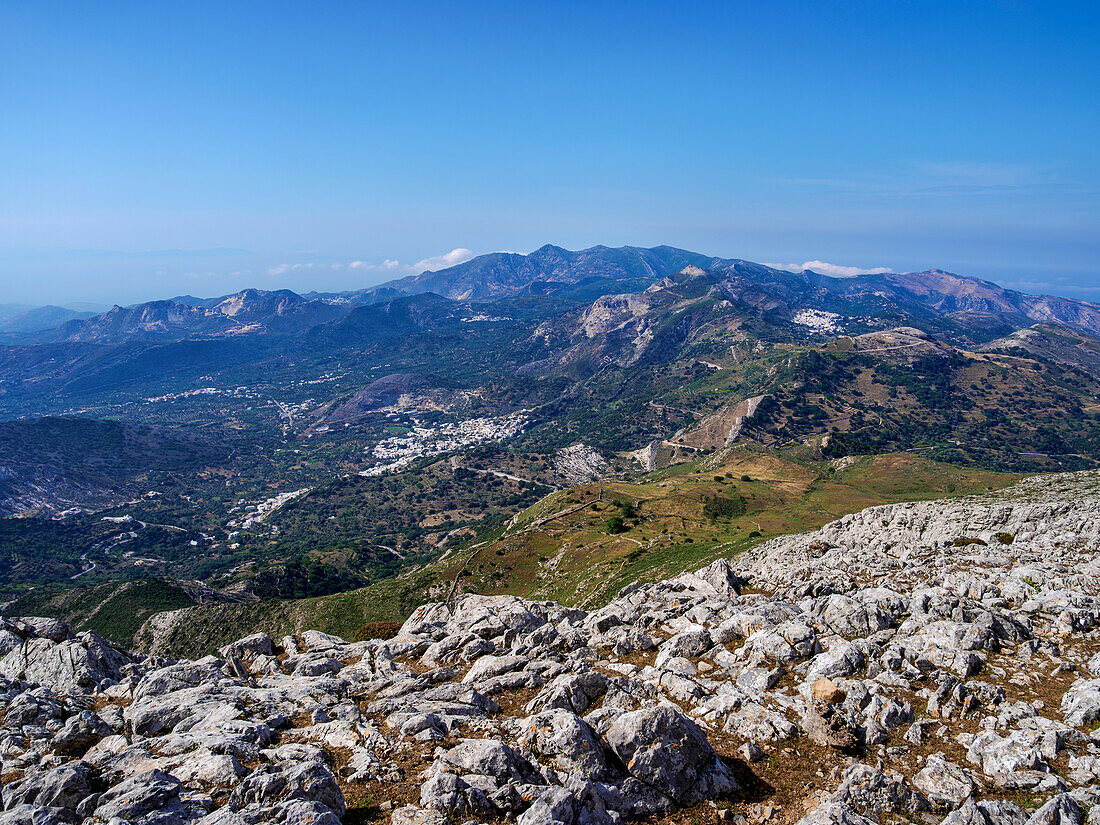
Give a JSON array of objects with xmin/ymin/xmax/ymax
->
[{"xmin": 383, "ymin": 244, "xmax": 723, "ymax": 301}]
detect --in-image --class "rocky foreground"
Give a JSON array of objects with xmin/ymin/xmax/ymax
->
[{"xmin": 4, "ymin": 471, "xmax": 1100, "ymax": 825}]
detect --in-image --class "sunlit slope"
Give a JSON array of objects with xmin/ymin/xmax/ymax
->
[{"xmin": 139, "ymin": 449, "xmax": 1015, "ymax": 656}]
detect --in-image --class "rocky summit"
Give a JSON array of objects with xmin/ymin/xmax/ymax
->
[{"xmin": 4, "ymin": 471, "xmax": 1100, "ymax": 825}]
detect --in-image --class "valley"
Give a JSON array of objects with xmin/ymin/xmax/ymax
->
[{"xmin": 2, "ymin": 246, "xmax": 1099, "ymax": 630}]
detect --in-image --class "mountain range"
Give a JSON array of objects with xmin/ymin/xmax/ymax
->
[
  {"xmin": 0, "ymin": 244, "xmax": 1099, "ymax": 445},
  {"xmin": 38, "ymin": 288, "xmax": 347, "ymax": 344},
  {"xmin": 392, "ymin": 244, "xmax": 1100, "ymax": 334},
  {"xmin": 2, "ymin": 242, "xmax": 1100, "ymax": 653},
  {"xmin": 7, "ymin": 245, "xmax": 1100, "ymax": 347}
]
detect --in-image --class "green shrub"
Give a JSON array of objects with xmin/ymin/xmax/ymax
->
[
  {"xmin": 703, "ymin": 494, "xmax": 746, "ymax": 521},
  {"xmin": 618, "ymin": 500, "xmax": 637, "ymax": 518}
]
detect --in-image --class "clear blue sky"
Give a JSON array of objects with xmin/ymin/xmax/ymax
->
[{"xmin": 1, "ymin": 1, "xmax": 1098, "ymax": 305}]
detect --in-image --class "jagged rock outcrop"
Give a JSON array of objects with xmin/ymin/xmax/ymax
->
[{"xmin": 3, "ymin": 470, "xmax": 1100, "ymax": 824}]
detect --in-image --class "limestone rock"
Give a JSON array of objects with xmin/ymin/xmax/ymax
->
[{"xmin": 605, "ymin": 706, "xmax": 737, "ymax": 808}]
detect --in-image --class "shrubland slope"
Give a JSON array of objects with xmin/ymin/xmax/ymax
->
[{"xmin": 128, "ymin": 450, "xmax": 1015, "ymax": 657}]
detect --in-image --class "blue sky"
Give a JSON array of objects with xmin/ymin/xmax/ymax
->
[{"xmin": 1, "ymin": 1, "xmax": 1098, "ymax": 305}]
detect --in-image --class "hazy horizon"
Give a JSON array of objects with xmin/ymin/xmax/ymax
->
[{"xmin": 5, "ymin": 242, "xmax": 1100, "ymax": 312}]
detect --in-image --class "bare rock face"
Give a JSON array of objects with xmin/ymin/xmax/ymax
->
[
  {"xmin": 553, "ymin": 444, "xmax": 609, "ymax": 484},
  {"xmin": 514, "ymin": 710, "xmax": 611, "ymax": 781},
  {"xmin": 3, "ymin": 761, "xmax": 94, "ymax": 810},
  {"xmin": 802, "ymin": 699, "xmax": 859, "ymax": 750},
  {"xmin": 811, "ymin": 676, "xmax": 844, "ymax": 703},
  {"xmin": 676, "ymin": 394, "xmax": 770, "ymax": 450},
  {"xmin": 576, "ymin": 293, "xmax": 654, "ymax": 340},
  {"xmin": 0, "ymin": 625, "xmax": 131, "ymax": 694},
  {"xmin": 51, "ymin": 709, "xmax": 114, "ymax": 756},
  {"xmin": 914, "ymin": 753, "xmax": 976, "ymax": 809},
  {"xmin": 93, "ymin": 768, "xmax": 191, "ymax": 823},
  {"xmin": 3, "ymin": 469, "xmax": 1100, "ymax": 825}
]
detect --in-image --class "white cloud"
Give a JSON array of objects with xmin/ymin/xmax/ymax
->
[
  {"xmin": 266, "ymin": 249, "xmax": 475, "ymax": 279},
  {"xmin": 414, "ymin": 248, "xmax": 474, "ymax": 272},
  {"xmin": 267, "ymin": 262, "xmax": 342, "ymax": 275},
  {"xmin": 348, "ymin": 259, "xmax": 400, "ymax": 271},
  {"xmin": 267, "ymin": 262, "xmax": 314, "ymax": 275},
  {"xmin": 764, "ymin": 260, "xmax": 893, "ymax": 278}
]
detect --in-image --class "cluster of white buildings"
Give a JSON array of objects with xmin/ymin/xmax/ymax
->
[
  {"xmin": 229, "ymin": 487, "xmax": 312, "ymax": 529},
  {"xmin": 461, "ymin": 314, "xmax": 511, "ymax": 323},
  {"xmin": 359, "ymin": 411, "xmax": 529, "ymax": 477},
  {"xmin": 144, "ymin": 385, "xmax": 258, "ymax": 404},
  {"xmin": 289, "ymin": 371, "xmax": 345, "ymax": 387},
  {"xmin": 791, "ymin": 308, "xmax": 843, "ymax": 334}
]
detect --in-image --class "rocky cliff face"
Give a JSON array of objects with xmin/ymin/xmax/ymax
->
[
  {"xmin": 4, "ymin": 471, "xmax": 1100, "ymax": 824},
  {"xmin": 677, "ymin": 394, "xmax": 770, "ymax": 451}
]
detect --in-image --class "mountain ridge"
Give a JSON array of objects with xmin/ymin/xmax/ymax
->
[
  {"xmin": 383, "ymin": 245, "xmax": 1100, "ymax": 338},
  {"xmin": 10, "ymin": 245, "xmax": 1100, "ymax": 347},
  {"xmin": 38, "ymin": 287, "xmax": 348, "ymax": 344}
]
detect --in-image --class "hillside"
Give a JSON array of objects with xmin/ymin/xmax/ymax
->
[
  {"xmin": 115, "ymin": 450, "xmax": 1016, "ymax": 657},
  {"xmin": 663, "ymin": 333, "xmax": 1100, "ymax": 472},
  {"xmin": 1, "ymin": 578, "xmax": 197, "ymax": 647},
  {"xmin": 0, "ymin": 416, "xmax": 226, "ymax": 515},
  {"xmin": 982, "ymin": 324, "xmax": 1100, "ymax": 379},
  {"xmin": 505, "ymin": 269, "xmax": 1100, "ymax": 471}
]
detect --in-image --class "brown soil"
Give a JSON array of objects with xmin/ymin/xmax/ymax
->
[
  {"xmin": 355, "ymin": 621, "xmax": 405, "ymax": 642},
  {"xmin": 491, "ymin": 685, "xmax": 541, "ymax": 717}
]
